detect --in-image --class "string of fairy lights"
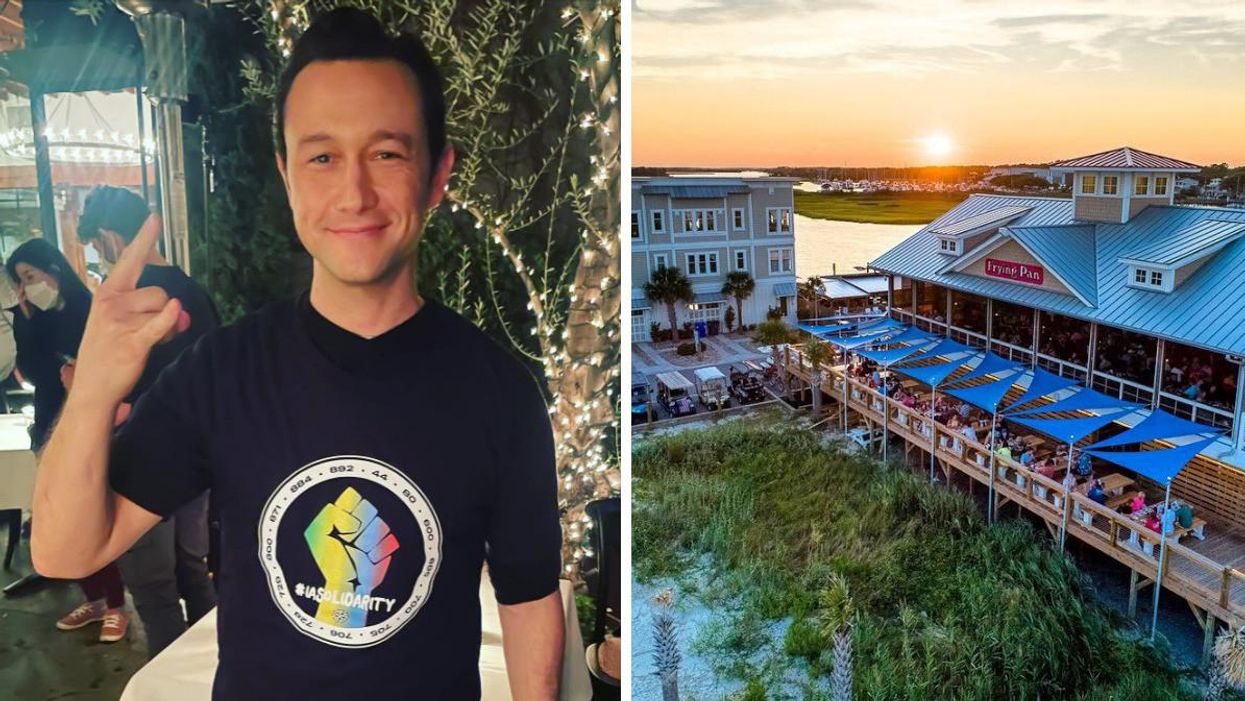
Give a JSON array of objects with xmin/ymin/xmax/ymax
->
[{"xmin": 261, "ymin": 1, "xmax": 621, "ymax": 581}]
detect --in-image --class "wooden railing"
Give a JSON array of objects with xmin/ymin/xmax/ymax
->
[{"xmin": 785, "ymin": 352, "xmax": 1245, "ymax": 625}]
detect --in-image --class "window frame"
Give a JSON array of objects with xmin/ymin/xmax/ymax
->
[
  {"xmin": 1134, "ymin": 175, "xmax": 1149, "ymax": 196},
  {"xmin": 1102, "ymin": 175, "xmax": 1119, "ymax": 196},
  {"xmin": 1081, "ymin": 175, "xmax": 1097, "ymax": 194},
  {"xmin": 685, "ymin": 252, "xmax": 720, "ymax": 277},
  {"xmin": 631, "ymin": 211, "xmax": 640, "ymax": 238},
  {"xmin": 1154, "ymin": 176, "xmax": 1169, "ymax": 196},
  {"xmin": 732, "ymin": 208, "xmax": 745, "ymax": 231},
  {"xmin": 651, "ymin": 210, "xmax": 665, "ymax": 234},
  {"xmin": 734, "ymin": 250, "xmax": 747, "ymax": 271}
]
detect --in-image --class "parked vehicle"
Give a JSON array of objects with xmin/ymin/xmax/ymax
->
[
  {"xmin": 632, "ymin": 372, "xmax": 652, "ymax": 424},
  {"xmin": 655, "ymin": 371, "xmax": 697, "ymax": 417},
  {"xmin": 729, "ymin": 364, "xmax": 766, "ymax": 404},
  {"xmin": 694, "ymin": 366, "xmax": 731, "ymax": 410}
]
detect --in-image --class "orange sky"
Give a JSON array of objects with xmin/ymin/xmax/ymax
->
[{"xmin": 633, "ymin": 1, "xmax": 1245, "ymax": 168}]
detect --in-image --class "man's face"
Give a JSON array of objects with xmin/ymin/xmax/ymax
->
[
  {"xmin": 276, "ymin": 59, "xmax": 452, "ymax": 287},
  {"xmin": 90, "ymin": 230, "xmax": 125, "ymax": 265}
]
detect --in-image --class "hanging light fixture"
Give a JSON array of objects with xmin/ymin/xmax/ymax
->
[{"xmin": 0, "ymin": 125, "xmax": 155, "ymax": 165}]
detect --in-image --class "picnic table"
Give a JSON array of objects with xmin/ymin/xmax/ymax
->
[{"xmin": 1098, "ymin": 473, "xmax": 1135, "ymax": 496}]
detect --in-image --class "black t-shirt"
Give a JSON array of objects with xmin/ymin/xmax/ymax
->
[
  {"xmin": 128, "ymin": 264, "xmax": 220, "ymax": 401},
  {"xmin": 110, "ymin": 294, "xmax": 561, "ymax": 699}
]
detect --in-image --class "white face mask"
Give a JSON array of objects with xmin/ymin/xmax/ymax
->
[{"xmin": 24, "ymin": 281, "xmax": 60, "ymax": 311}]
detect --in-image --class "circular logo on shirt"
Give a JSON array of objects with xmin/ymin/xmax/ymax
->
[{"xmin": 258, "ymin": 455, "xmax": 442, "ymax": 648}]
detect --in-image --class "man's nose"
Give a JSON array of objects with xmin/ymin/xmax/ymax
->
[{"xmin": 335, "ymin": 159, "xmax": 379, "ymax": 213}]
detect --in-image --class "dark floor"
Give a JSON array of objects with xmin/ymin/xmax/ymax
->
[{"xmin": 0, "ymin": 546, "xmax": 149, "ymax": 701}]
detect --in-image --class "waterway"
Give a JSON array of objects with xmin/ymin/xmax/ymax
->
[{"xmin": 794, "ymin": 214, "xmax": 918, "ymax": 279}]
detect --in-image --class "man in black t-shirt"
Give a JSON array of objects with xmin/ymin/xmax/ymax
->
[
  {"xmin": 31, "ymin": 8, "xmax": 563, "ymax": 700},
  {"xmin": 75, "ymin": 185, "xmax": 220, "ymax": 657}
]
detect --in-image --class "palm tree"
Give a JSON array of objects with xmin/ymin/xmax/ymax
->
[
  {"xmin": 652, "ymin": 590, "xmax": 681, "ymax": 701},
  {"xmin": 643, "ymin": 267, "xmax": 694, "ymax": 338},
  {"xmin": 721, "ymin": 271, "xmax": 755, "ymax": 332},
  {"xmin": 753, "ymin": 318, "xmax": 792, "ymax": 396},
  {"xmin": 803, "ymin": 338, "xmax": 833, "ymax": 416},
  {"xmin": 1207, "ymin": 624, "xmax": 1245, "ymax": 700},
  {"xmin": 802, "ymin": 275, "xmax": 826, "ymax": 320},
  {"xmin": 817, "ymin": 573, "xmax": 855, "ymax": 701}
]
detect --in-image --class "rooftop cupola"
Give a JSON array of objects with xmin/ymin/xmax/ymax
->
[{"xmin": 1050, "ymin": 147, "xmax": 1199, "ymax": 225}]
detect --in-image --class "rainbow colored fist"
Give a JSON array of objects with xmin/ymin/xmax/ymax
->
[{"xmin": 304, "ymin": 487, "xmax": 400, "ymax": 627}]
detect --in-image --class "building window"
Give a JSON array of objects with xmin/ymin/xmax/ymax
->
[
  {"xmin": 735, "ymin": 250, "xmax": 747, "ymax": 271},
  {"xmin": 1155, "ymin": 176, "xmax": 1169, "ymax": 196},
  {"xmin": 654, "ymin": 254, "xmax": 668, "ymax": 270},
  {"xmin": 767, "ymin": 208, "xmax": 792, "ymax": 234},
  {"xmin": 1081, "ymin": 175, "xmax": 1096, "ymax": 194},
  {"xmin": 678, "ymin": 209, "xmax": 723, "ymax": 233},
  {"xmin": 768, "ymin": 248, "xmax": 792, "ymax": 274},
  {"xmin": 1129, "ymin": 265, "xmax": 1168, "ymax": 291},
  {"xmin": 1134, "ymin": 175, "xmax": 1149, "ymax": 196},
  {"xmin": 631, "ymin": 212, "xmax": 640, "ymax": 238},
  {"xmin": 938, "ymin": 238, "xmax": 959, "ymax": 254},
  {"xmin": 651, "ymin": 210, "xmax": 665, "ymax": 233},
  {"xmin": 733, "ymin": 208, "xmax": 745, "ymax": 230},
  {"xmin": 1102, "ymin": 176, "xmax": 1118, "ymax": 195},
  {"xmin": 685, "ymin": 252, "xmax": 719, "ymax": 276}
]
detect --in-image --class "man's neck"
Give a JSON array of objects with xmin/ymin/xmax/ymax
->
[{"xmin": 308, "ymin": 264, "xmax": 423, "ymax": 339}]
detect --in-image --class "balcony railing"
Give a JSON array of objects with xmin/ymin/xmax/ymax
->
[{"xmin": 784, "ymin": 357, "xmax": 1245, "ymax": 626}]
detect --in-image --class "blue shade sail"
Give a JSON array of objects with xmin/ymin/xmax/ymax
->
[
  {"xmin": 947, "ymin": 351, "xmax": 1022, "ymax": 386},
  {"xmin": 1007, "ymin": 407, "xmax": 1132, "ymax": 445},
  {"xmin": 943, "ymin": 373, "xmax": 1020, "ymax": 414},
  {"xmin": 1001, "ymin": 367, "xmax": 1080, "ymax": 413},
  {"xmin": 1084, "ymin": 409, "xmax": 1223, "ymax": 450},
  {"xmin": 1086, "ymin": 436, "xmax": 1219, "ymax": 485},
  {"xmin": 1009, "ymin": 387, "xmax": 1141, "ymax": 417}
]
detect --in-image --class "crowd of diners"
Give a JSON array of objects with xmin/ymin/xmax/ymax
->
[{"xmin": 842, "ymin": 355, "xmax": 1201, "ymax": 536}]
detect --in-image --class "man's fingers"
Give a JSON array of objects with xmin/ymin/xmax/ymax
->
[
  {"xmin": 121, "ymin": 286, "xmax": 171, "ymax": 314},
  {"xmin": 105, "ymin": 213, "xmax": 160, "ymax": 291},
  {"xmin": 136, "ymin": 296, "xmax": 182, "ymax": 347}
]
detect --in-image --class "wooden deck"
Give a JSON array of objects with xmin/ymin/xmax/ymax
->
[{"xmin": 785, "ymin": 352, "xmax": 1245, "ymax": 650}]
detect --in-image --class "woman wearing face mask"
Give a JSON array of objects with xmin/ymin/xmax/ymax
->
[{"xmin": 5, "ymin": 238, "xmax": 130, "ymax": 643}]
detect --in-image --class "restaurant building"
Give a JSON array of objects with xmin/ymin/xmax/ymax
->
[{"xmin": 787, "ymin": 147, "xmax": 1245, "ymax": 654}]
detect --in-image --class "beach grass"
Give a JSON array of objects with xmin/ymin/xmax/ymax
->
[
  {"xmin": 794, "ymin": 190, "xmax": 969, "ymax": 225},
  {"xmin": 633, "ymin": 417, "xmax": 1206, "ymax": 700}
]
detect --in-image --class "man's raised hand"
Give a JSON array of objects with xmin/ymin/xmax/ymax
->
[{"xmin": 70, "ymin": 214, "xmax": 183, "ymax": 408}]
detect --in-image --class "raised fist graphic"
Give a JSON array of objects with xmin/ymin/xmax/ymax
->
[{"xmin": 304, "ymin": 486, "xmax": 400, "ymax": 627}]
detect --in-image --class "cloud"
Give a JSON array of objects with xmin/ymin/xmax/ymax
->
[{"xmin": 632, "ymin": 0, "xmax": 1245, "ymax": 81}]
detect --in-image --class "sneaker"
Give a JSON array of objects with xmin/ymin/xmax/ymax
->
[
  {"xmin": 56, "ymin": 600, "xmax": 106, "ymax": 631},
  {"xmin": 98, "ymin": 608, "xmax": 129, "ymax": 643}
]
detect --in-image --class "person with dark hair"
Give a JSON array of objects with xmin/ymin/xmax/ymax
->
[
  {"xmin": 76, "ymin": 184, "xmax": 220, "ymax": 658},
  {"xmin": 32, "ymin": 7, "xmax": 563, "ymax": 700},
  {"xmin": 4, "ymin": 238, "xmax": 130, "ymax": 643}
]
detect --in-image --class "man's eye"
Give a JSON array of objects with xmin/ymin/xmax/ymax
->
[
  {"xmin": 310, "ymin": 154, "xmax": 332, "ymax": 164},
  {"xmin": 376, "ymin": 151, "xmax": 404, "ymax": 160}
]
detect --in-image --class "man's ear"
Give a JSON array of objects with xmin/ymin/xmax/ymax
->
[{"xmin": 424, "ymin": 145, "xmax": 456, "ymax": 212}]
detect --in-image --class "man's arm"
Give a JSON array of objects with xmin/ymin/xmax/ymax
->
[
  {"xmin": 30, "ymin": 215, "xmax": 183, "ymax": 579},
  {"xmin": 498, "ymin": 590, "xmax": 564, "ymax": 701}
]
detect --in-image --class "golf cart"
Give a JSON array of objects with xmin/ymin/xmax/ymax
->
[
  {"xmin": 631, "ymin": 371, "xmax": 652, "ymax": 424},
  {"xmin": 729, "ymin": 364, "xmax": 766, "ymax": 404},
  {"xmin": 655, "ymin": 371, "xmax": 697, "ymax": 417},
  {"xmin": 693, "ymin": 366, "xmax": 731, "ymax": 411}
]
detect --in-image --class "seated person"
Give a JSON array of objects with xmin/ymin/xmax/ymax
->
[
  {"xmin": 1087, "ymin": 480, "xmax": 1106, "ymax": 505},
  {"xmin": 957, "ymin": 402, "xmax": 972, "ymax": 421},
  {"xmin": 1145, "ymin": 513, "xmax": 1161, "ymax": 533},
  {"xmin": 995, "ymin": 444, "xmax": 1012, "ymax": 460},
  {"xmin": 1019, "ymin": 449, "xmax": 1034, "ymax": 467},
  {"xmin": 1175, "ymin": 503, "xmax": 1194, "ymax": 529},
  {"xmin": 1129, "ymin": 492, "xmax": 1146, "ymax": 514},
  {"xmin": 1074, "ymin": 451, "xmax": 1093, "ymax": 477},
  {"xmin": 960, "ymin": 423, "xmax": 977, "ymax": 444},
  {"xmin": 1160, "ymin": 504, "xmax": 1176, "ymax": 535},
  {"xmin": 1035, "ymin": 460, "xmax": 1057, "ymax": 480}
]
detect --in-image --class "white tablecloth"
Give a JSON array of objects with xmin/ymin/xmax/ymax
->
[
  {"xmin": 121, "ymin": 574, "xmax": 591, "ymax": 700},
  {"xmin": 0, "ymin": 413, "xmax": 35, "ymax": 512}
]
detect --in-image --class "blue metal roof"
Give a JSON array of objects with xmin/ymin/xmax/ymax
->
[
  {"xmin": 773, "ymin": 282, "xmax": 797, "ymax": 297},
  {"xmin": 1119, "ymin": 219, "xmax": 1245, "ymax": 267},
  {"xmin": 871, "ymin": 194, "xmax": 1245, "ymax": 354},
  {"xmin": 642, "ymin": 185, "xmax": 750, "ymax": 199},
  {"xmin": 930, "ymin": 205, "xmax": 1031, "ymax": 237},
  {"xmin": 1003, "ymin": 225, "xmax": 1098, "ymax": 306}
]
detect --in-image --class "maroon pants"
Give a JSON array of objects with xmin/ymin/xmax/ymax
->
[{"xmin": 79, "ymin": 563, "xmax": 125, "ymax": 609}]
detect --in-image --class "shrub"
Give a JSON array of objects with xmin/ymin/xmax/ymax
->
[{"xmin": 676, "ymin": 342, "xmax": 699, "ymax": 356}]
